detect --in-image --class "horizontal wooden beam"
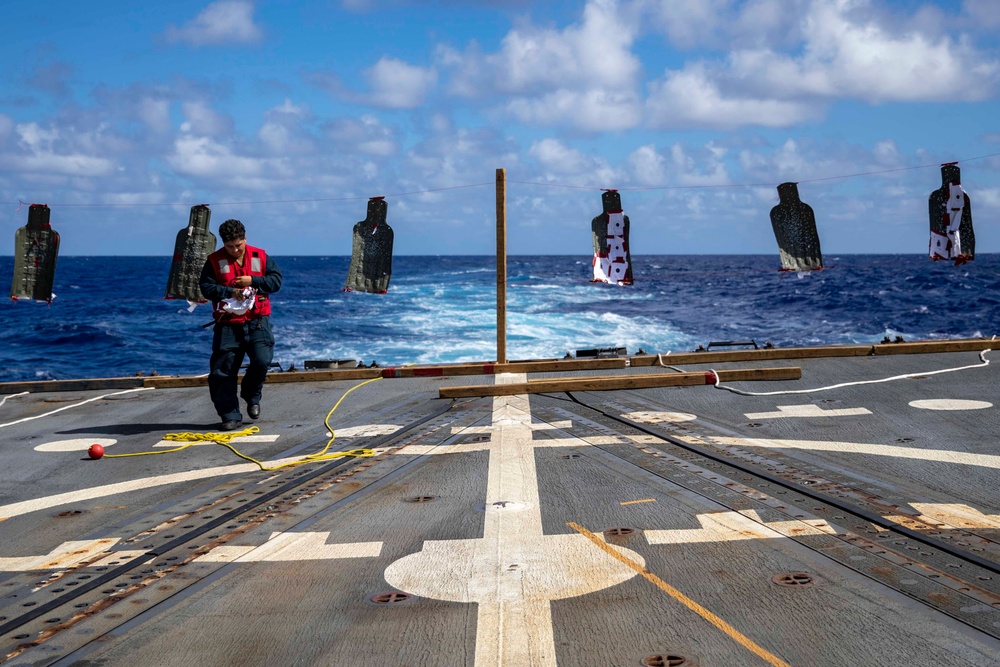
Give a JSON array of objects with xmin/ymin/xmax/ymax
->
[
  {"xmin": 0, "ymin": 377, "xmax": 146, "ymax": 394},
  {"xmin": 871, "ymin": 340, "xmax": 997, "ymax": 356},
  {"xmin": 1, "ymin": 337, "xmax": 991, "ymax": 395},
  {"xmin": 143, "ymin": 368, "xmax": 382, "ymax": 389},
  {"xmin": 0, "ymin": 358, "xmax": 628, "ymax": 394},
  {"xmin": 146, "ymin": 358, "xmax": 628, "ymax": 389},
  {"xmin": 629, "ymin": 337, "xmax": 996, "ymax": 367},
  {"xmin": 438, "ymin": 367, "xmax": 802, "ymax": 399},
  {"xmin": 378, "ymin": 357, "xmax": 626, "ymax": 378}
]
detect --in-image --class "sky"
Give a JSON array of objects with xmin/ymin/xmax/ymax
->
[{"xmin": 1, "ymin": 0, "xmax": 999, "ymax": 256}]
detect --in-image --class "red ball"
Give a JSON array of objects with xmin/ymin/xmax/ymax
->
[{"xmin": 88, "ymin": 444, "xmax": 105, "ymax": 460}]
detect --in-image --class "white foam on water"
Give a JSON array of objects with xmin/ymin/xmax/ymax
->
[{"xmin": 295, "ymin": 304, "xmax": 694, "ymax": 365}]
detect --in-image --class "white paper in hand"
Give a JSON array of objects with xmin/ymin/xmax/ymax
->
[{"xmin": 222, "ymin": 287, "xmax": 256, "ymax": 315}]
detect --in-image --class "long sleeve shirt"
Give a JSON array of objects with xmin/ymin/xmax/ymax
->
[{"xmin": 199, "ymin": 253, "xmax": 283, "ymax": 303}]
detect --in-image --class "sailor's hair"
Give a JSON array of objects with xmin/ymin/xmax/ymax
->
[{"xmin": 219, "ymin": 219, "xmax": 246, "ymax": 242}]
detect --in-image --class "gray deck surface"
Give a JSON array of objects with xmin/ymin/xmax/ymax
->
[{"xmin": 1, "ymin": 350, "xmax": 999, "ymax": 666}]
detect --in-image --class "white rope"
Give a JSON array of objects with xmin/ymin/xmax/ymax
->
[
  {"xmin": 0, "ymin": 387, "xmax": 154, "ymax": 429},
  {"xmin": 0, "ymin": 391, "xmax": 29, "ymax": 409},
  {"xmin": 711, "ymin": 349, "xmax": 991, "ymax": 396},
  {"xmin": 656, "ymin": 352, "xmax": 688, "ymax": 374}
]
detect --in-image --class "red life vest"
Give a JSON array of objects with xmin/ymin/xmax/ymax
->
[{"xmin": 208, "ymin": 244, "xmax": 272, "ymax": 322}]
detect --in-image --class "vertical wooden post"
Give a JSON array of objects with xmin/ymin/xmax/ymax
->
[{"xmin": 496, "ymin": 168, "xmax": 507, "ymax": 364}]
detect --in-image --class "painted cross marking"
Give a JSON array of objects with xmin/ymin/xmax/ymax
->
[
  {"xmin": 744, "ymin": 404, "xmax": 871, "ymax": 420},
  {"xmin": 383, "ymin": 373, "xmax": 644, "ymax": 667}
]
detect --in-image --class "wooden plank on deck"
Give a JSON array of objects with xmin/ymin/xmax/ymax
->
[{"xmin": 439, "ymin": 367, "xmax": 802, "ymax": 398}]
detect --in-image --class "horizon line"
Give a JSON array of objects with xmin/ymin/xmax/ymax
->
[{"xmin": 3, "ymin": 252, "xmax": 994, "ymax": 259}]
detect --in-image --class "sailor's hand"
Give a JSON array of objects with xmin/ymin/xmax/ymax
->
[{"xmin": 232, "ymin": 276, "xmax": 253, "ymax": 288}]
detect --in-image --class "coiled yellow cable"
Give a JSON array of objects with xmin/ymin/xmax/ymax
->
[{"xmin": 104, "ymin": 376, "xmax": 383, "ymax": 471}]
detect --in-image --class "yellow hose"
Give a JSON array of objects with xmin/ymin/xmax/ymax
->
[{"xmin": 104, "ymin": 376, "xmax": 383, "ymax": 471}]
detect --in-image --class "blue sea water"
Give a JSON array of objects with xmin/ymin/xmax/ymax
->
[{"xmin": 1, "ymin": 254, "xmax": 998, "ymax": 382}]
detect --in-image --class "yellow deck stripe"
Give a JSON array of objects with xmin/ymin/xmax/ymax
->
[{"xmin": 568, "ymin": 521, "xmax": 793, "ymax": 667}]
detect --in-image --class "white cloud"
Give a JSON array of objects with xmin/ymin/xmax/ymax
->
[
  {"xmin": 626, "ymin": 142, "xmax": 731, "ymax": 187},
  {"xmin": 257, "ymin": 123, "xmax": 293, "ymax": 154},
  {"xmin": 771, "ymin": 138, "xmax": 810, "ymax": 176},
  {"xmin": 729, "ymin": 0, "xmax": 1000, "ymax": 102},
  {"xmin": 257, "ymin": 100, "xmax": 315, "ymax": 155},
  {"xmin": 167, "ymin": 135, "xmax": 286, "ymax": 186},
  {"xmin": 0, "ymin": 152, "xmax": 115, "ymax": 178},
  {"xmin": 17, "ymin": 123, "xmax": 59, "ymax": 149},
  {"xmin": 872, "ymin": 139, "xmax": 902, "ymax": 166},
  {"xmin": 963, "ymin": 0, "xmax": 1000, "ymax": 29},
  {"xmin": 530, "ymin": 138, "xmax": 589, "ymax": 173},
  {"xmin": 3, "ymin": 0, "xmax": 997, "ymax": 256},
  {"xmin": 733, "ymin": 0, "xmax": 806, "ymax": 45},
  {"xmin": 734, "ymin": 136, "xmax": 922, "ymax": 191},
  {"xmin": 669, "ymin": 144, "xmax": 731, "ymax": 186},
  {"xmin": 643, "ymin": 0, "xmax": 1000, "ymax": 129},
  {"xmin": 0, "ymin": 114, "xmax": 13, "ymax": 146},
  {"xmin": 626, "ymin": 145, "xmax": 665, "ymax": 186},
  {"xmin": 364, "ymin": 57, "xmax": 437, "ymax": 109},
  {"xmin": 646, "ymin": 66, "xmax": 819, "ymax": 129},
  {"xmin": 403, "ymin": 123, "xmax": 515, "ymax": 187},
  {"xmin": 102, "ymin": 191, "xmax": 167, "ymax": 206},
  {"xmin": 164, "ymin": 1, "xmax": 264, "ymax": 47},
  {"xmin": 506, "ymin": 88, "xmax": 641, "ymax": 131},
  {"xmin": 180, "ymin": 101, "xmax": 232, "ymax": 136},
  {"xmin": 0, "ymin": 122, "xmax": 116, "ymax": 177},
  {"xmin": 636, "ymin": 0, "xmax": 734, "ymax": 49},
  {"xmin": 976, "ymin": 187, "xmax": 1000, "ymax": 208},
  {"xmin": 138, "ymin": 97, "xmax": 171, "ymax": 134},
  {"xmin": 492, "ymin": 0, "xmax": 639, "ymax": 91},
  {"xmin": 325, "ymin": 115, "xmax": 398, "ymax": 157},
  {"xmin": 636, "ymin": 0, "xmax": 806, "ymax": 49},
  {"xmin": 443, "ymin": 0, "xmax": 643, "ymax": 130},
  {"xmin": 529, "ymin": 138, "xmax": 616, "ymax": 184}
]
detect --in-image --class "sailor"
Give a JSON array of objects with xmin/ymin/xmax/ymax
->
[{"xmin": 199, "ymin": 219, "xmax": 283, "ymax": 431}]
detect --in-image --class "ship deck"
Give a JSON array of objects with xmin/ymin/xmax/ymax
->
[{"xmin": 1, "ymin": 341, "xmax": 999, "ymax": 666}]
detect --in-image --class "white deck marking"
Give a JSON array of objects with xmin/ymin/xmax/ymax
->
[
  {"xmin": 31, "ymin": 434, "xmax": 279, "ymax": 452},
  {"xmin": 195, "ymin": 532, "xmax": 382, "ymax": 562},
  {"xmin": 0, "ymin": 388, "xmax": 154, "ymax": 429},
  {"xmin": 711, "ymin": 436, "xmax": 1000, "ymax": 470},
  {"xmin": 34, "ymin": 438, "xmax": 118, "ymax": 452},
  {"xmin": 0, "ymin": 538, "xmax": 121, "ymax": 572},
  {"xmin": 0, "ymin": 391, "xmax": 29, "ymax": 408},
  {"xmin": 152, "ymin": 434, "xmax": 280, "ymax": 447},
  {"xmin": 622, "ymin": 411, "xmax": 696, "ymax": 423},
  {"xmin": 384, "ymin": 373, "xmax": 644, "ymax": 667},
  {"xmin": 0, "ymin": 455, "xmax": 315, "ymax": 520},
  {"xmin": 453, "ymin": 421, "xmax": 573, "ymax": 434},
  {"xmin": 908, "ymin": 399, "xmax": 993, "ymax": 411},
  {"xmin": 744, "ymin": 404, "xmax": 871, "ymax": 419},
  {"xmin": 398, "ymin": 436, "xmax": 581, "ymax": 456},
  {"xmin": 2, "ymin": 532, "xmax": 382, "ymax": 572},
  {"xmin": 908, "ymin": 503, "xmax": 1000, "ymax": 529},
  {"xmin": 644, "ymin": 511, "xmax": 828, "ymax": 545},
  {"xmin": 395, "ymin": 443, "xmax": 495, "ymax": 456},
  {"xmin": 334, "ymin": 424, "xmax": 401, "ymax": 437},
  {"xmin": 1, "ymin": 540, "xmax": 157, "ymax": 573}
]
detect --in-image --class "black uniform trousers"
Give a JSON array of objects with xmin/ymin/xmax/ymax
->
[{"xmin": 209, "ymin": 316, "xmax": 274, "ymax": 422}]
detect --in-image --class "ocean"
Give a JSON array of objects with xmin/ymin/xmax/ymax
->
[{"xmin": 1, "ymin": 254, "xmax": 997, "ymax": 382}]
